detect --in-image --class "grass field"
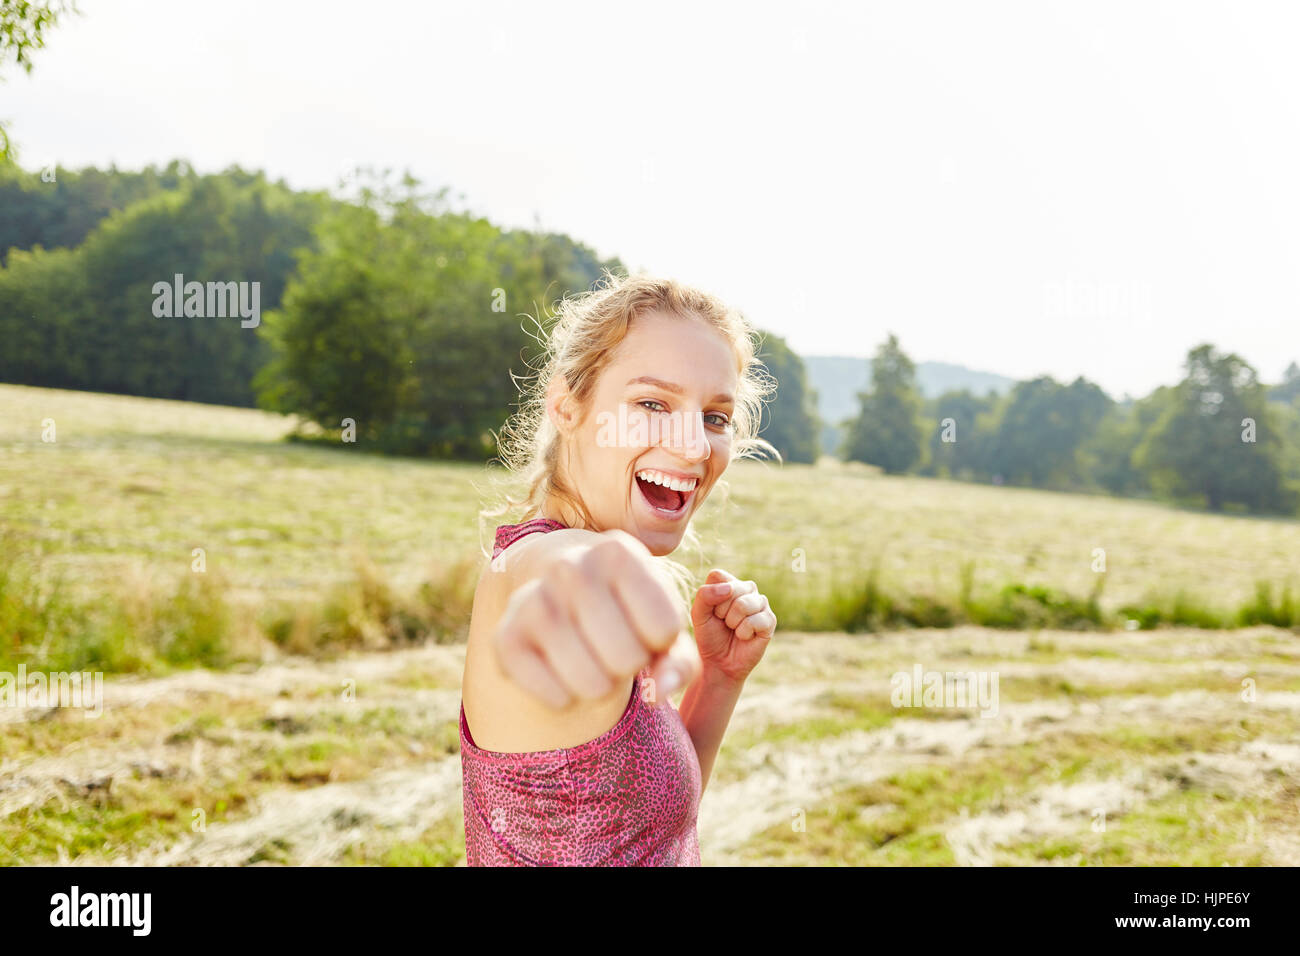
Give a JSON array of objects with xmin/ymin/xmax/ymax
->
[
  {"xmin": 2, "ymin": 626, "xmax": 1297, "ymax": 865},
  {"xmin": 4, "ymin": 383, "xmax": 1300, "ymax": 674},
  {"xmin": 2, "ymin": 383, "xmax": 1299, "ymax": 865}
]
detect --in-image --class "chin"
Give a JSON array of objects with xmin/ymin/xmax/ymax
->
[{"xmin": 632, "ymin": 529, "xmax": 678, "ymax": 557}]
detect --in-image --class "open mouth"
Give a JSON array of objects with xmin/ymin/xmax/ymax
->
[{"xmin": 634, "ymin": 468, "xmax": 698, "ymax": 519}]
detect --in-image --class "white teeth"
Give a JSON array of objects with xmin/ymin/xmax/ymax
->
[{"xmin": 636, "ymin": 469, "xmax": 697, "ymax": 493}]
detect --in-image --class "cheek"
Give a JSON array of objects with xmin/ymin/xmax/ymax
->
[{"xmin": 711, "ymin": 432, "xmax": 733, "ymax": 470}]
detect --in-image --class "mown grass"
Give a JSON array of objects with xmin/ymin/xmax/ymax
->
[
  {"xmin": 712, "ymin": 669, "xmax": 1300, "ymax": 786},
  {"xmin": 342, "ymin": 810, "xmax": 466, "ymax": 867},
  {"xmin": 733, "ymin": 715, "xmax": 1295, "ymax": 866},
  {"xmin": 5, "ymin": 622, "xmax": 1295, "ymax": 865},
  {"xmin": 0, "ymin": 689, "xmax": 462, "ymax": 864}
]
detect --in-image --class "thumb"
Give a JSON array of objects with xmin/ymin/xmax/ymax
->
[{"xmin": 646, "ymin": 630, "xmax": 702, "ymax": 703}]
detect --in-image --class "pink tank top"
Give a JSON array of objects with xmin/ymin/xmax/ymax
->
[{"xmin": 459, "ymin": 518, "xmax": 703, "ymax": 866}]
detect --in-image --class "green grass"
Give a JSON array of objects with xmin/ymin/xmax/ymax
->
[
  {"xmin": 0, "ymin": 688, "xmax": 463, "ymax": 864},
  {"xmin": 734, "ymin": 715, "xmax": 1296, "ymax": 866},
  {"xmin": 4, "ymin": 383, "xmax": 1297, "ymax": 866},
  {"xmin": 342, "ymin": 811, "xmax": 466, "ymax": 867},
  {"xmin": 7, "ymin": 382, "xmax": 1300, "ymax": 671},
  {"xmin": 4, "ymin": 384, "xmax": 1300, "ymax": 671},
  {"xmin": 714, "ymin": 671, "xmax": 1300, "ymax": 785}
]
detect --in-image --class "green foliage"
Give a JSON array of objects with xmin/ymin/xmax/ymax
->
[
  {"xmin": 3, "ymin": 154, "xmax": 1300, "ymax": 514},
  {"xmin": 1269, "ymin": 361, "xmax": 1300, "ymax": 409},
  {"xmin": 256, "ymin": 173, "xmax": 622, "ymax": 458},
  {"xmin": 0, "ymin": 166, "xmax": 325, "ymax": 405},
  {"xmin": 1235, "ymin": 581, "xmax": 1297, "ymax": 628},
  {"xmin": 0, "ymin": 160, "xmax": 198, "ymax": 263},
  {"xmin": 920, "ymin": 388, "xmax": 998, "ymax": 479},
  {"xmin": 754, "ymin": 331, "xmax": 819, "ymax": 463},
  {"xmin": 984, "ymin": 376, "xmax": 1112, "ymax": 488},
  {"xmin": 1134, "ymin": 344, "xmax": 1297, "ymax": 513},
  {"xmin": 0, "ymin": 1, "xmax": 75, "ymax": 75},
  {"xmin": 842, "ymin": 333, "xmax": 926, "ymax": 473},
  {"xmin": 0, "ymin": 1, "xmax": 78, "ymax": 159},
  {"xmin": 0, "ymin": 244, "xmax": 86, "ymax": 386}
]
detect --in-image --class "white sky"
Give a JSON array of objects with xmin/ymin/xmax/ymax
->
[{"xmin": 5, "ymin": 0, "xmax": 1299, "ymax": 399}]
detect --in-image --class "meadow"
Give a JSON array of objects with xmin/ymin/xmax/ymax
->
[
  {"xmin": 4, "ymin": 383, "xmax": 1299, "ymax": 675},
  {"xmin": 1, "ymin": 383, "xmax": 1298, "ymax": 865}
]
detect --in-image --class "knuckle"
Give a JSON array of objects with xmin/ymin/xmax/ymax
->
[
  {"xmin": 646, "ymin": 614, "xmax": 680, "ymax": 649},
  {"xmin": 578, "ymin": 545, "xmax": 607, "ymax": 575},
  {"xmin": 533, "ymin": 597, "xmax": 566, "ymax": 640}
]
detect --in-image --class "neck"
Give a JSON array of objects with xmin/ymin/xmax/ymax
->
[{"xmin": 537, "ymin": 492, "xmax": 581, "ymax": 529}]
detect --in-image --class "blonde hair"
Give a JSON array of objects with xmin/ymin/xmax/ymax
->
[{"xmin": 481, "ymin": 271, "xmax": 778, "ymax": 580}]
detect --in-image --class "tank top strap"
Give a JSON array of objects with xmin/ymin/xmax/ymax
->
[{"xmin": 492, "ymin": 517, "xmax": 569, "ymax": 559}]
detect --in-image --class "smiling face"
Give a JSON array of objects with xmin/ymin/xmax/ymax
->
[{"xmin": 546, "ymin": 309, "xmax": 739, "ymax": 556}]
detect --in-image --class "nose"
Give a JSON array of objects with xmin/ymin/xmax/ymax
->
[{"xmin": 667, "ymin": 410, "xmax": 711, "ymax": 463}]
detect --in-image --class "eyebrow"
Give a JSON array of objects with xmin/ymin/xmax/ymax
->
[{"xmin": 626, "ymin": 376, "xmax": 734, "ymax": 405}]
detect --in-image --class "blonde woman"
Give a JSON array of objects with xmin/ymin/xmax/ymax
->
[{"xmin": 459, "ymin": 274, "xmax": 779, "ymax": 865}]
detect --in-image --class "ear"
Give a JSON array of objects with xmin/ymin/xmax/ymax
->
[{"xmin": 545, "ymin": 373, "xmax": 578, "ymax": 433}]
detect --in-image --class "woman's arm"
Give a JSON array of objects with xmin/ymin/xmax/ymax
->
[
  {"xmin": 676, "ymin": 666, "xmax": 747, "ymax": 792},
  {"xmin": 465, "ymin": 527, "xmax": 702, "ymax": 752}
]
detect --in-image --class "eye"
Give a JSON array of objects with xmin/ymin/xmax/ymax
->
[
  {"xmin": 638, "ymin": 400, "xmax": 669, "ymax": 414},
  {"xmin": 705, "ymin": 413, "xmax": 731, "ymax": 428}
]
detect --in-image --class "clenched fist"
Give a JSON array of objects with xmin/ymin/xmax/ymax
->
[{"xmin": 492, "ymin": 529, "xmax": 702, "ymax": 709}]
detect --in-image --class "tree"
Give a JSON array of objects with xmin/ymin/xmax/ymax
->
[
  {"xmin": 256, "ymin": 172, "xmax": 622, "ymax": 458},
  {"xmin": 0, "ymin": 166, "xmax": 324, "ymax": 404},
  {"xmin": 754, "ymin": 332, "xmax": 819, "ymax": 464},
  {"xmin": 0, "ymin": 160, "xmax": 198, "ymax": 264},
  {"xmin": 842, "ymin": 333, "xmax": 925, "ymax": 474},
  {"xmin": 1, "ymin": 1, "xmax": 79, "ymax": 161},
  {"xmin": 1270, "ymin": 361, "xmax": 1300, "ymax": 409},
  {"xmin": 1134, "ymin": 344, "xmax": 1296, "ymax": 514},
  {"xmin": 922, "ymin": 388, "xmax": 998, "ymax": 479},
  {"xmin": 1079, "ymin": 387, "xmax": 1174, "ymax": 496},
  {"xmin": 984, "ymin": 376, "xmax": 1112, "ymax": 488}
]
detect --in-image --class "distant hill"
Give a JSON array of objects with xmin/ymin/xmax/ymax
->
[{"xmin": 802, "ymin": 355, "xmax": 1016, "ymax": 456}]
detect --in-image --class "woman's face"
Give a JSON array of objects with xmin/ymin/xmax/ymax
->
[{"xmin": 551, "ymin": 310, "xmax": 739, "ymax": 556}]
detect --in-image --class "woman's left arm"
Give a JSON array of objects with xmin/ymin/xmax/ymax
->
[{"xmin": 676, "ymin": 570, "xmax": 776, "ymax": 792}]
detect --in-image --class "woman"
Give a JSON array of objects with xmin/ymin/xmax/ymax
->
[{"xmin": 459, "ymin": 273, "xmax": 779, "ymax": 866}]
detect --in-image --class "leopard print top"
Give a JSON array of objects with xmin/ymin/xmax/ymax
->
[{"xmin": 459, "ymin": 518, "xmax": 702, "ymax": 866}]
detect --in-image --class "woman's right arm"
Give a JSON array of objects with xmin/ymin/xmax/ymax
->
[{"xmin": 463, "ymin": 528, "xmax": 701, "ymax": 751}]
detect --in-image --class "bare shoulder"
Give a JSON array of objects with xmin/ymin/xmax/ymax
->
[{"xmin": 478, "ymin": 527, "xmax": 602, "ymax": 602}]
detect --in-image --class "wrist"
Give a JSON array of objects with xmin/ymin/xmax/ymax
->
[{"xmin": 699, "ymin": 661, "xmax": 747, "ymax": 691}]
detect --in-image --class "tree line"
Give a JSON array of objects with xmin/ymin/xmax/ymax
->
[
  {"xmin": 841, "ymin": 334, "xmax": 1300, "ymax": 516},
  {"xmin": 0, "ymin": 160, "xmax": 819, "ymax": 461},
  {"xmin": 3, "ymin": 156, "xmax": 1297, "ymax": 514}
]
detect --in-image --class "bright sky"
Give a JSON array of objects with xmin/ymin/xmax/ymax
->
[{"xmin": 6, "ymin": 0, "xmax": 1299, "ymax": 399}]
